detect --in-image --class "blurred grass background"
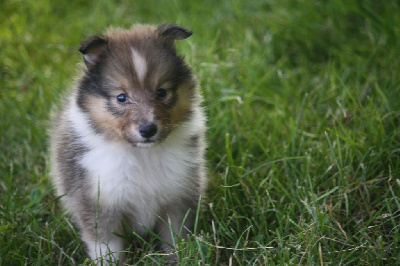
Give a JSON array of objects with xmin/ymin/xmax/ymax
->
[{"xmin": 1, "ymin": 0, "xmax": 400, "ymax": 264}]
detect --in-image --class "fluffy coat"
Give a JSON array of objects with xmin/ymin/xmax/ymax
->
[{"xmin": 50, "ymin": 24, "xmax": 207, "ymax": 263}]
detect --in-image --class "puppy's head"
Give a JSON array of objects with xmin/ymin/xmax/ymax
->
[{"xmin": 77, "ymin": 24, "xmax": 196, "ymax": 147}]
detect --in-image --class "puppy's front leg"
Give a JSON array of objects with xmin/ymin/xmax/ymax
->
[
  {"xmin": 79, "ymin": 207, "xmax": 126, "ymax": 265},
  {"xmin": 156, "ymin": 205, "xmax": 196, "ymax": 260},
  {"xmin": 84, "ymin": 235, "xmax": 125, "ymax": 265}
]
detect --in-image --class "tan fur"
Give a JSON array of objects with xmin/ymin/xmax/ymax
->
[
  {"xmin": 84, "ymin": 96, "xmax": 124, "ymax": 141},
  {"xmin": 171, "ymin": 81, "xmax": 196, "ymax": 126}
]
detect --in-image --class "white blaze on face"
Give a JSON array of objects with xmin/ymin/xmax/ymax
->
[{"xmin": 131, "ymin": 48, "xmax": 147, "ymax": 86}]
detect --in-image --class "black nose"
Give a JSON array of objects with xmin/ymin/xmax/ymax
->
[{"xmin": 139, "ymin": 123, "xmax": 158, "ymax": 139}]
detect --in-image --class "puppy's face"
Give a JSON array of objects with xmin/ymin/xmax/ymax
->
[{"xmin": 77, "ymin": 25, "xmax": 195, "ymax": 147}]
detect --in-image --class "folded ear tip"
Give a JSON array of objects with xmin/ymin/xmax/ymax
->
[
  {"xmin": 183, "ymin": 30, "xmax": 193, "ymax": 39},
  {"xmin": 158, "ymin": 24, "xmax": 192, "ymax": 40},
  {"xmin": 79, "ymin": 35, "xmax": 107, "ymax": 54}
]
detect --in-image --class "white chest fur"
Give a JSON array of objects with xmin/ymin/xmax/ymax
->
[
  {"xmin": 80, "ymin": 135, "xmax": 194, "ymax": 208},
  {"xmin": 66, "ymin": 99, "xmax": 203, "ymax": 227}
]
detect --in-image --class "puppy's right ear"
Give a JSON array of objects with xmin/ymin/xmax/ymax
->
[{"xmin": 79, "ymin": 36, "xmax": 108, "ymax": 68}]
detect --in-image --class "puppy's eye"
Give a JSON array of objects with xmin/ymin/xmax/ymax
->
[
  {"xmin": 156, "ymin": 88, "xmax": 167, "ymax": 99},
  {"xmin": 117, "ymin": 93, "xmax": 128, "ymax": 103}
]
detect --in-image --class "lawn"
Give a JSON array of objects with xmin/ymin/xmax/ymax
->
[{"xmin": 1, "ymin": 0, "xmax": 400, "ymax": 264}]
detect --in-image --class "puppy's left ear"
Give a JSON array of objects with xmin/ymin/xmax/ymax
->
[
  {"xmin": 79, "ymin": 35, "xmax": 108, "ymax": 69},
  {"xmin": 157, "ymin": 24, "xmax": 192, "ymax": 50}
]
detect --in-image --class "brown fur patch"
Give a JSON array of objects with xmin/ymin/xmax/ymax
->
[
  {"xmin": 84, "ymin": 96, "xmax": 124, "ymax": 141},
  {"xmin": 170, "ymin": 80, "xmax": 196, "ymax": 126}
]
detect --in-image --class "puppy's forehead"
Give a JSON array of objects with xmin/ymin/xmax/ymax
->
[{"xmin": 103, "ymin": 28, "xmax": 182, "ymax": 89}]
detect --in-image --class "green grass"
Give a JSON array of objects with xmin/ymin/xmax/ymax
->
[{"xmin": 1, "ymin": 0, "xmax": 400, "ymax": 264}]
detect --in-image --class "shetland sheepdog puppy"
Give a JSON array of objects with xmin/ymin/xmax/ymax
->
[{"xmin": 50, "ymin": 24, "xmax": 207, "ymax": 263}]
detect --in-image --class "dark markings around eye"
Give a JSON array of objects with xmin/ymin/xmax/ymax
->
[
  {"xmin": 107, "ymin": 100, "xmax": 125, "ymax": 117},
  {"xmin": 165, "ymin": 90, "xmax": 178, "ymax": 109}
]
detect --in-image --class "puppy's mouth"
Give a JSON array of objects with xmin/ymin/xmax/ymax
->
[
  {"xmin": 131, "ymin": 136, "xmax": 164, "ymax": 147},
  {"xmin": 136, "ymin": 139, "xmax": 158, "ymax": 147}
]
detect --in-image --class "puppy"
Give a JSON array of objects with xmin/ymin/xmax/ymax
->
[{"xmin": 50, "ymin": 24, "xmax": 207, "ymax": 263}]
